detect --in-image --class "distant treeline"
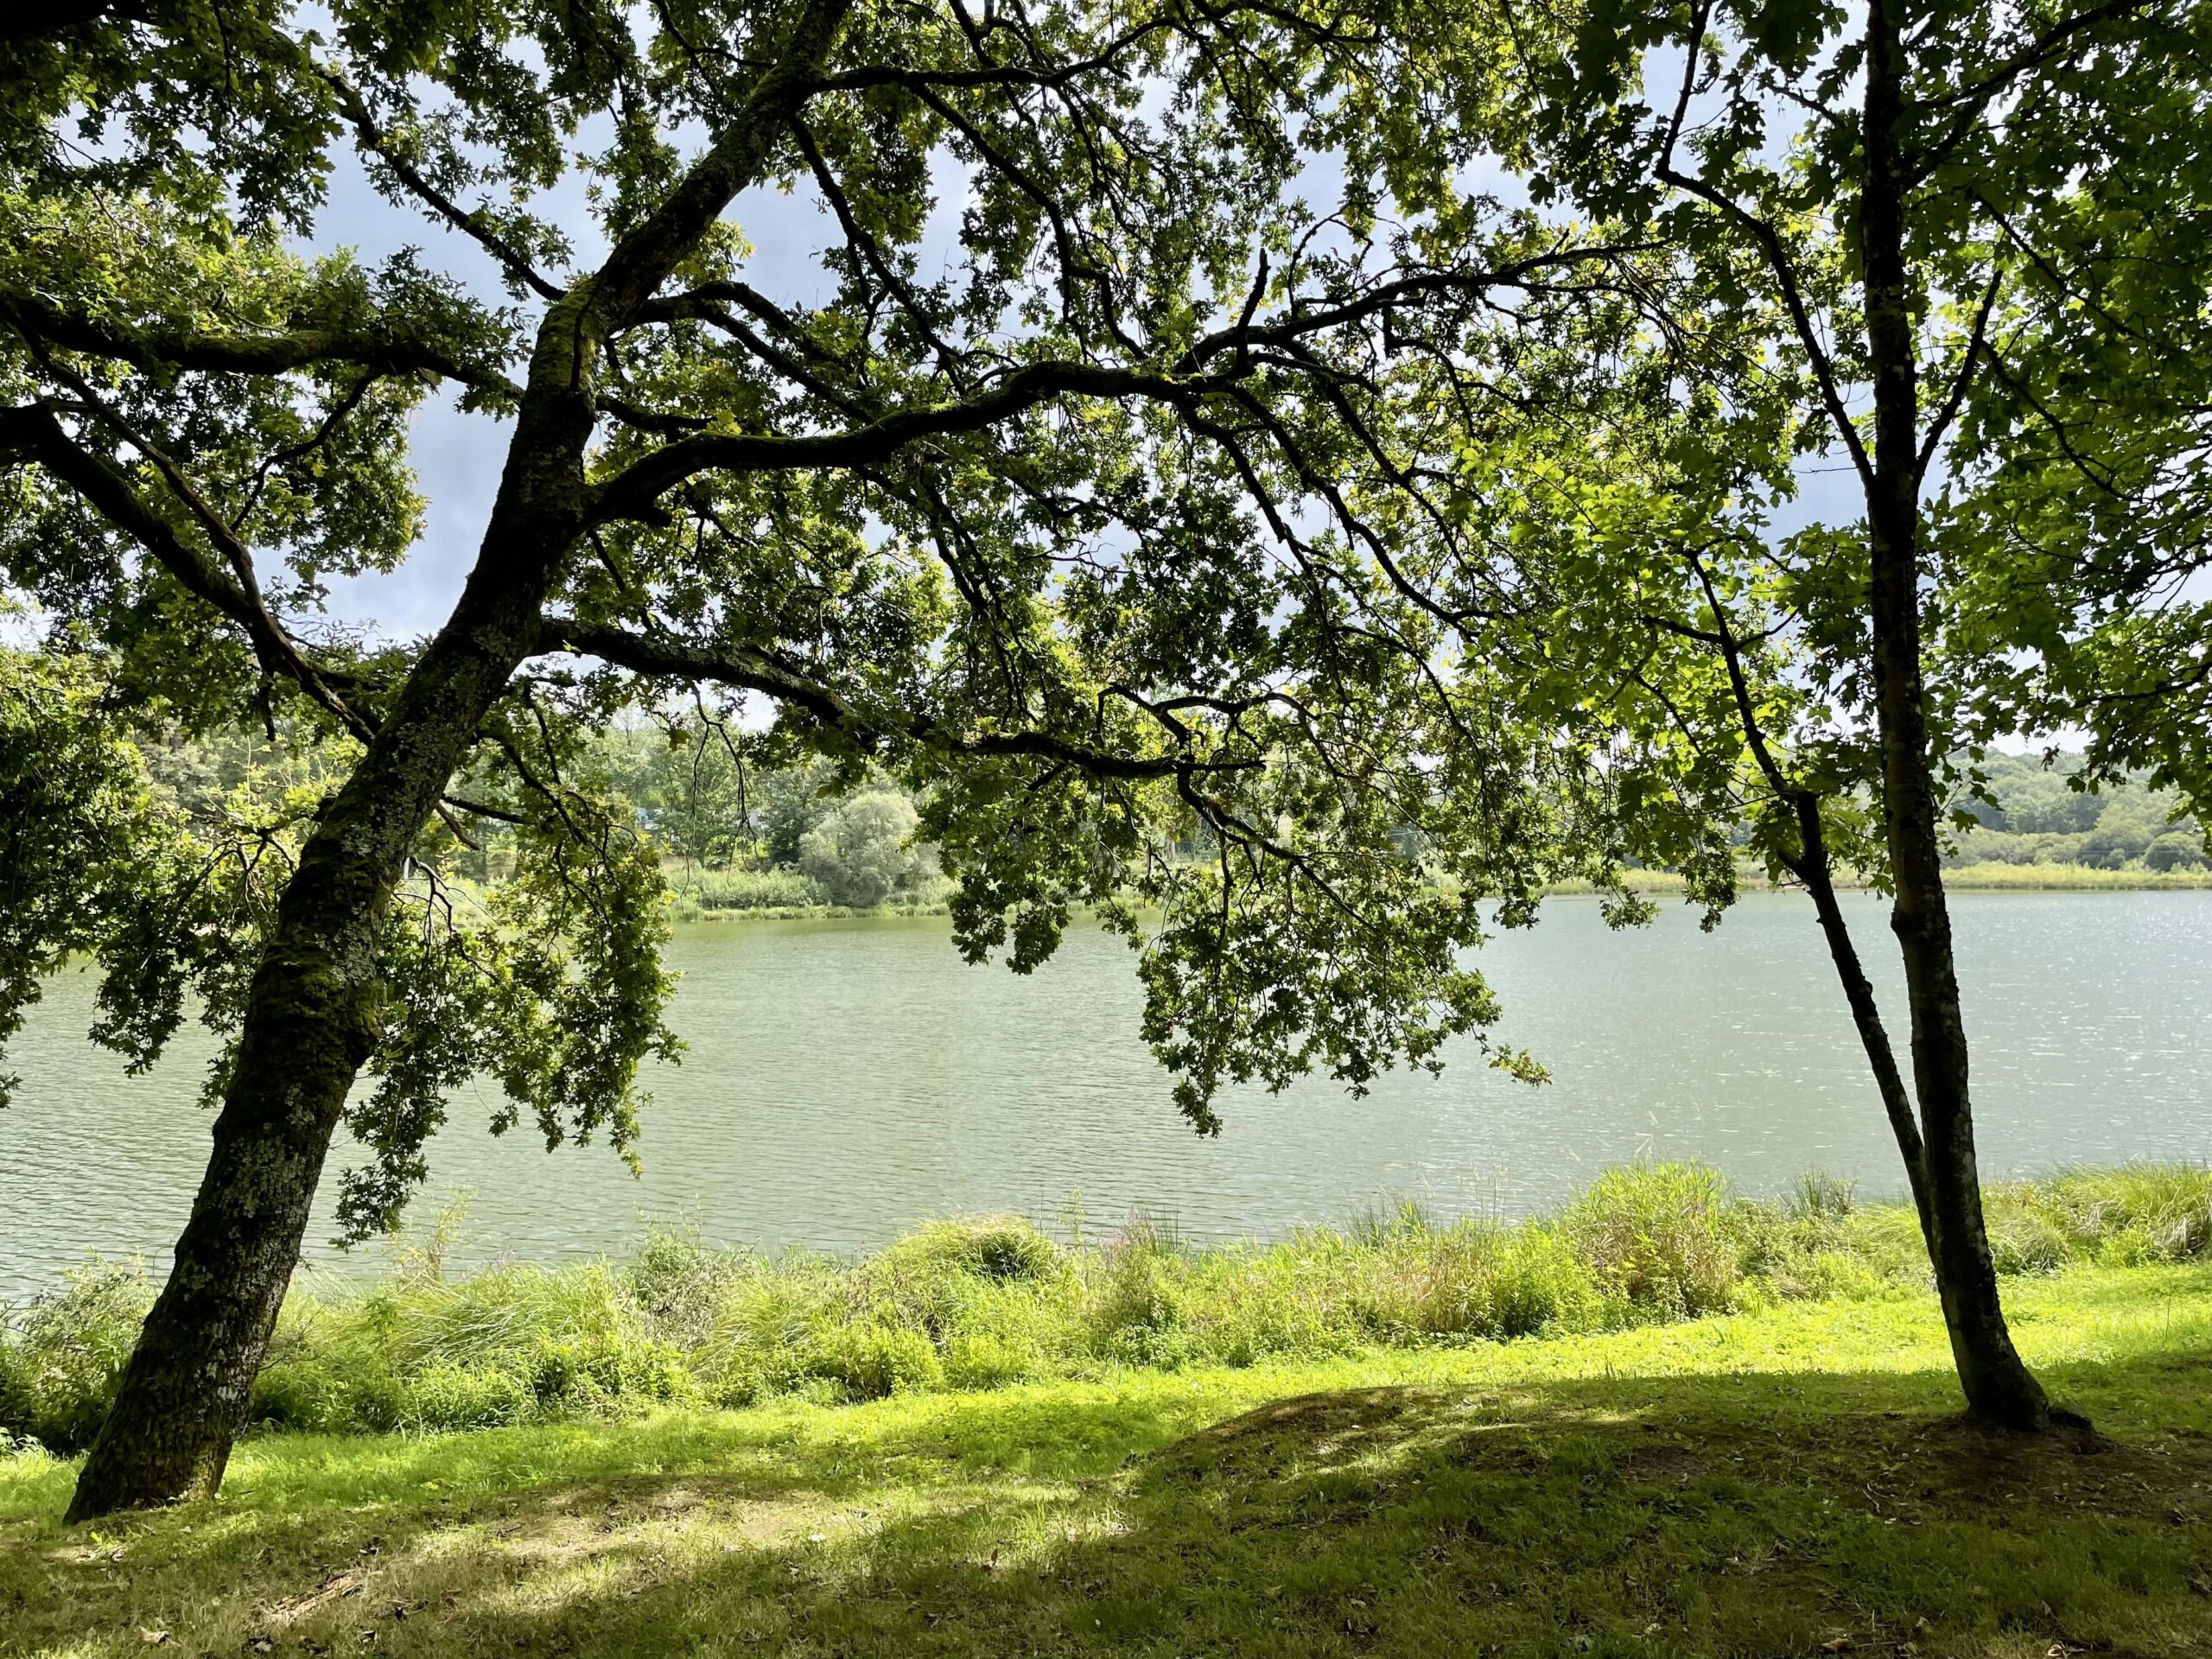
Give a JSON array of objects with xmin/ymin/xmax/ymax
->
[
  {"xmin": 139, "ymin": 726, "xmax": 2208, "ymax": 921},
  {"xmin": 1948, "ymin": 751, "xmax": 2205, "ymax": 874}
]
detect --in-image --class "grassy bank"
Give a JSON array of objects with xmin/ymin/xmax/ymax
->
[
  {"xmin": 1941, "ymin": 861, "xmax": 2212, "ymax": 890},
  {"xmin": 3, "ymin": 1262, "xmax": 2209, "ymax": 1656},
  {"xmin": 665, "ymin": 862, "xmax": 2212, "ymax": 922},
  {"xmin": 8, "ymin": 1165, "xmax": 2211, "ymax": 1458},
  {"xmin": 1545, "ymin": 862, "xmax": 2212, "ymax": 895}
]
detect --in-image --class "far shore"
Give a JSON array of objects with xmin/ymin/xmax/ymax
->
[{"xmin": 666, "ymin": 861, "xmax": 2212, "ymax": 923}]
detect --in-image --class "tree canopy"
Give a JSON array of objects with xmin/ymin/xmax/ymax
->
[{"xmin": 0, "ymin": 0, "xmax": 1709, "ymax": 1192}]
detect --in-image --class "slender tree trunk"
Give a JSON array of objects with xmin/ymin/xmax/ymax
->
[
  {"xmin": 1856, "ymin": 0, "xmax": 2062, "ymax": 1431},
  {"xmin": 66, "ymin": 326, "xmax": 599, "ymax": 1521},
  {"xmin": 1788, "ymin": 796, "xmax": 1933, "ymax": 1238}
]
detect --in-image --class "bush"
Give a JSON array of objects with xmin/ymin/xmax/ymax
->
[
  {"xmin": 0, "ymin": 1261, "xmax": 153, "ymax": 1452},
  {"xmin": 1563, "ymin": 1162, "xmax": 1740, "ymax": 1319}
]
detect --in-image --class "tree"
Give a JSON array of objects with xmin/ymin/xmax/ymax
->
[
  {"xmin": 1, "ymin": 0, "xmax": 1699, "ymax": 1517},
  {"xmin": 799, "ymin": 790, "xmax": 931, "ymax": 905},
  {"xmin": 1481, "ymin": 0, "xmax": 2209, "ymax": 1429}
]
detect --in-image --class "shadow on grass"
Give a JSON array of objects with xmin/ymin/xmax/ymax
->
[{"xmin": 5, "ymin": 1350, "xmax": 2210, "ymax": 1658}]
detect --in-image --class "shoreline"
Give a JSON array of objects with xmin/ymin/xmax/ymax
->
[{"xmin": 669, "ymin": 862, "xmax": 2212, "ymax": 923}]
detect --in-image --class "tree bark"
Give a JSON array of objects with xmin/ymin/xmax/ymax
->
[
  {"xmin": 65, "ymin": 317, "xmax": 599, "ymax": 1522},
  {"xmin": 1857, "ymin": 0, "xmax": 2062, "ymax": 1431},
  {"xmin": 1788, "ymin": 796, "xmax": 1933, "ymax": 1239}
]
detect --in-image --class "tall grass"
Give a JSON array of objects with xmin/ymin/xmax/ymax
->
[{"xmin": 5, "ymin": 1162, "xmax": 2209, "ymax": 1452}]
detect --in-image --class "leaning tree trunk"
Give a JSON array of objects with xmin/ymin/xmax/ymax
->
[
  {"xmin": 63, "ymin": 7, "xmax": 852, "ymax": 1518},
  {"xmin": 66, "ymin": 346, "xmax": 597, "ymax": 1522},
  {"xmin": 1856, "ymin": 0, "xmax": 2061, "ymax": 1431}
]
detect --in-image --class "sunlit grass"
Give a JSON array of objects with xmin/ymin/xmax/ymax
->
[
  {"xmin": 9, "ymin": 1164, "xmax": 2212, "ymax": 1456},
  {"xmin": 3, "ymin": 1263, "xmax": 2210, "ymax": 1656}
]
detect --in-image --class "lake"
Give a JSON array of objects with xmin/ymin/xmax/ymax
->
[{"xmin": 3, "ymin": 890, "xmax": 2209, "ymax": 1294}]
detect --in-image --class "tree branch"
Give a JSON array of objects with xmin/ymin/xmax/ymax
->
[
  {"xmin": 538, "ymin": 617, "xmax": 1255, "ymax": 783},
  {"xmin": 0, "ymin": 401, "xmax": 369, "ymax": 735},
  {"xmin": 0, "ymin": 285, "xmax": 510, "ymax": 390}
]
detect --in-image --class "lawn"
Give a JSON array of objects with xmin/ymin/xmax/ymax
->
[{"xmin": 4, "ymin": 1262, "xmax": 2209, "ymax": 1657}]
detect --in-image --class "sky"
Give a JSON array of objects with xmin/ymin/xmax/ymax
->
[{"xmin": 310, "ymin": 143, "xmax": 861, "ymax": 636}]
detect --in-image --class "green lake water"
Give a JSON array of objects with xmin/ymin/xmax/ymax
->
[{"xmin": 3, "ymin": 890, "xmax": 2208, "ymax": 1293}]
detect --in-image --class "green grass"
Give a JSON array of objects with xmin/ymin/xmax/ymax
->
[
  {"xmin": 1939, "ymin": 862, "xmax": 2212, "ymax": 890},
  {"xmin": 4, "ymin": 1262, "xmax": 2210, "ymax": 1657},
  {"xmin": 10, "ymin": 1164, "xmax": 2212, "ymax": 1455}
]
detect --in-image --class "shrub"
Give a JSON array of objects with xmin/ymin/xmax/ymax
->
[
  {"xmin": 0, "ymin": 1261, "xmax": 153, "ymax": 1452},
  {"xmin": 1563, "ymin": 1162, "xmax": 1739, "ymax": 1319},
  {"xmin": 810, "ymin": 1323, "xmax": 944, "ymax": 1400}
]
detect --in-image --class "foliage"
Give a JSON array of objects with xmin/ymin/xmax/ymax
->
[
  {"xmin": 10, "ymin": 1160, "xmax": 2209, "ymax": 1452},
  {"xmin": 6, "ymin": 1262, "xmax": 2212, "ymax": 1657},
  {"xmin": 1948, "ymin": 750, "xmax": 2206, "ymax": 873},
  {"xmin": 0, "ymin": 648, "xmax": 194, "ymax": 1108},
  {"xmin": 797, "ymin": 790, "xmax": 935, "ymax": 907},
  {"xmin": 0, "ymin": 1262, "xmax": 153, "ymax": 1454}
]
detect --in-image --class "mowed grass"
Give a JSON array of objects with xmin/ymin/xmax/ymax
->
[{"xmin": 4, "ymin": 1262, "xmax": 2210, "ymax": 1658}]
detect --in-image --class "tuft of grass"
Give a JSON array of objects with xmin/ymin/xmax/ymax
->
[
  {"xmin": 1562, "ymin": 1160, "xmax": 1738, "ymax": 1319},
  {"xmin": 3, "ymin": 1264, "xmax": 2211, "ymax": 1657},
  {"xmin": 7, "ymin": 1164, "xmax": 2212, "ymax": 1456},
  {"xmin": 0, "ymin": 1262, "xmax": 152, "ymax": 1453}
]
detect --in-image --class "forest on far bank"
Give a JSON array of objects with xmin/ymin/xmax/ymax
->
[{"xmin": 136, "ymin": 719, "xmax": 2210, "ymax": 921}]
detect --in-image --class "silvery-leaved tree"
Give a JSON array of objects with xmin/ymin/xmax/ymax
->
[{"xmin": 0, "ymin": 0, "xmax": 1719, "ymax": 1518}]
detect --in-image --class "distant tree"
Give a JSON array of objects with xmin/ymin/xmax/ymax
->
[
  {"xmin": 2145, "ymin": 832, "xmax": 2208, "ymax": 873},
  {"xmin": 798, "ymin": 790, "xmax": 930, "ymax": 905},
  {"xmin": 753, "ymin": 756, "xmax": 848, "ymax": 868}
]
